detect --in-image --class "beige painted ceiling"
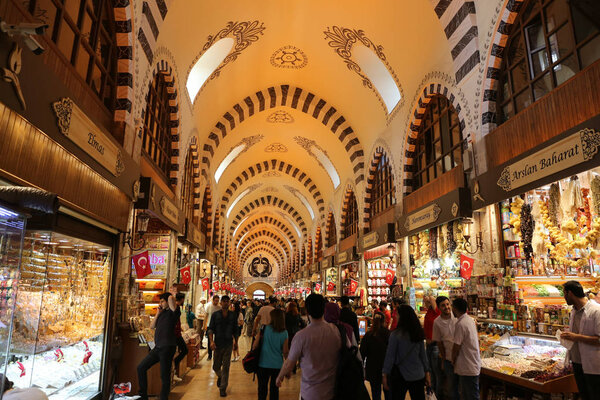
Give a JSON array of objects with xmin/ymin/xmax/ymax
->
[{"xmin": 157, "ymin": 0, "xmax": 455, "ymax": 279}]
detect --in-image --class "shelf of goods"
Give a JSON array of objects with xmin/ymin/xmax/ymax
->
[
  {"xmin": 3, "ymin": 231, "xmax": 112, "ymax": 399},
  {"xmin": 478, "ymin": 331, "xmax": 577, "ymax": 397},
  {"xmin": 366, "ymin": 257, "xmax": 393, "ymax": 303},
  {"xmin": 135, "ymin": 235, "xmax": 171, "ymax": 316}
]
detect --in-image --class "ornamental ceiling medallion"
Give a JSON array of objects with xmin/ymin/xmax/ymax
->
[
  {"xmin": 264, "ymin": 143, "xmax": 288, "ymax": 153},
  {"xmin": 266, "ymin": 110, "xmax": 294, "ymax": 123},
  {"xmin": 270, "ymin": 45, "xmax": 308, "ymax": 69},
  {"xmin": 262, "ymin": 187, "xmax": 279, "ymax": 193},
  {"xmin": 188, "ymin": 20, "xmax": 266, "ymax": 96},
  {"xmin": 323, "ymin": 26, "xmax": 404, "ymax": 122},
  {"xmin": 223, "ymin": 134, "xmax": 264, "ymax": 171},
  {"xmin": 263, "ymin": 171, "xmax": 281, "ymax": 178}
]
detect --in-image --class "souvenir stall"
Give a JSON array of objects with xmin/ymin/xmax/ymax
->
[
  {"xmin": 396, "ymin": 189, "xmax": 472, "ymax": 312},
  {"xmin": 322, "ymin": 256, "xmax": 338, "ymax": 298},
  {"xmin": 198, "ymin": 246, "xmax": 216, "ymax": 302},
  {"xmin": 335, "ymin": 246, "xmax": 361, "ymax": 298},
  {"xmin": 466, "ymin": 109, "xmax": 600, "ymax": 398},
  {"xmin": 310, "ymin": 262, "xmax": 322, "ymax": 294},
  {"xmin": 360, "ymin": 223, "xmax": 396, "ymax": 305}
]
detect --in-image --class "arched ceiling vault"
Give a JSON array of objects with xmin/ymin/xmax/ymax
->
[
  {"xmin": 242, "ymin": 245, "xmax": 284, "ymax": 269},
  {"xmin": 234, "ymin": 216, "xmax": 299, "ymax": 247}
]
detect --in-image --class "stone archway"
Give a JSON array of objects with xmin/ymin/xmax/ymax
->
[{"xmin": 245, "ymin": 282, "xmax": 274, "ymax": 298}]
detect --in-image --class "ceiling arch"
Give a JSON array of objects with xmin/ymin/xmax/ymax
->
[
  {"xmin": 200, "ymin": 84, "xmax": 365, "ymax": 185},
  {"xmin": 237, "ymin": 229, "xmax": 292, "ymax": 257},
  {"xmin": 228, "ymin": 195, "xmax": 308, "ymax": 236},
  {"xmin": 240, "ymin": 239, "xmax": 287, "ymax": 267},
  {"xmin": 233, "ymin": 216, "xmax": 299, "ymax": 247},
  {"xmin": 241, "ymin": 245, "xmax": 284, "ymax": 270},
  {"xmin": 218, "ymin": 159, "xmax": 326, "ymax": 220}
]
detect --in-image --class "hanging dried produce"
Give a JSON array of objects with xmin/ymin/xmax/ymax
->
[
  {"xmin": 429, "ymin": 227, "xmax": 438, "ymax": 259},
  {"xmin": 548, "ymin": 183, "xmax": 561, "ymax": 227},
  {"xmin": 592, "ymin": 177, "xmax": 600, "ymax": 215},
  {"xmin": 510, "ymin": 197, "xmax": 524, "ymax": 235},
  {"xmin": 447, "ymin": 222, "xmax": 456, "ymax": 254},
  {"xmin": 520, "ymin": 203, "xmax": 534, "ymax": 260},
  {"xmin": 581, "ymin": 188, "xmax": 592, "ymax": 229}
]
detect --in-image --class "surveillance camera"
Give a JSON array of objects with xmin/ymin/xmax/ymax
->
[
  {"xmin": 23, "ymin": 35, "xmax": 44, "ymax": 55},
  {"xmin": 0, "ymin": 21, "xmax": 48, "ymax": 36}
]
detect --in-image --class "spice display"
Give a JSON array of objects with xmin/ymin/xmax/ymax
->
[{"xmin": 520, "ymin": 203, "xmax": 534, "ymax": 260}]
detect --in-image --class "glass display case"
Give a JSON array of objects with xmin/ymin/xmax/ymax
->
[
  {"xmin": 4, "ymin": 230, "xmax": 112, "ymax": 399},
  {"xmin": 0, "ymin": 204, "xmax": 27, "ymax": 396}
]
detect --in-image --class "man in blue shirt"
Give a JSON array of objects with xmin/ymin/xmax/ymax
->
[{"xmin": 208, "ymin": 295, "xmax": 239, "ymax": 397}]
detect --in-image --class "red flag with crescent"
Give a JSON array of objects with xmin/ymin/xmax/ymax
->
[
  {"xmin": 327, "ymin": 281, "xmax": 335, "ymax": 292},
  {"xmin": 201, "ymin": 277, "xmax": 210, "ymax": 290},
  {"xmin": 213, "ymin": 281, "xmax": 220, "ymax": 291},
  {"xmin": 460, "ymin": 254, "xmax": 474, "ymax": 280},
  {"xmin": 132, "ymin": 251, "xmax": 151, "ymax": 279},
  {"xmin": 385, "ymin": 268, "xmax": 396, "ymax": 285},
  {"xmin": 315, "ymin": 283, "xmax": 322, "ymax": 292},
  {"xmin": 181, "ymin": 265, "xmax": 192, "ymax": 284},
  {"xmin": 349, "ymin": 279, "xmax": 358, "ymax": 296}
]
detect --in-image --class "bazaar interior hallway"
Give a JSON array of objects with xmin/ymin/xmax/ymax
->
[{"xmin": 170, "ymin": 336, "xmax": 301, "ymax": 400}]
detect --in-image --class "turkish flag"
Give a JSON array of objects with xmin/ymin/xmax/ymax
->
[
  {"xmin": 349, "ymin": 279, "xmax": 358, "ymax": 296},
  {"xmin": 385, "ymin": 268, "xmax": 396, "ymax": 285},
  {"xmin": 180, "ymin": 265, "xmax": 192, "ymax": 284},
  {"xmin": 213, "ymin": 281, "xmax": 220, "ymax": 291},
  {"xmin": 201, "ymin": 277, "xmax": 210, "ymax": 290},
  {"xmin": 327, "ymin": 281, "xmax": 335, "ymax": 292},
  {"xmin": 460, "ymin": 254, "xmax": 475, "ymax": 280},
  {"xmin": 132, "ymin": 251, "xmax": 151, "ymax": 279},
  {"xmin": 315, "ymin": 283, "xmax": 322, "ymax": 292}
]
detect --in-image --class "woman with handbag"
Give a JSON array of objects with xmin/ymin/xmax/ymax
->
[
  {"xmin": 382, "ymin": 304, "xmax": 431, "ymax": 400},
  {"xmin": 252, "ymin": 308, "xmax": 289, "ymax": 400},
  {"xmin": 360, "ymin": 312, "xmax": 390, "ymax": 400}
]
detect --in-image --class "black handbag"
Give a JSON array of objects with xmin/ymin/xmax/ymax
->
[{"xmin": 242, "ymin": 327, "xmax": 265, "ymax": 374}]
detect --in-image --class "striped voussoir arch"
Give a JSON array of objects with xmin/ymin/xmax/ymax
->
[
  {"xmin": 363, "ymin": 146, "xmax": 386, "ymax": 229},
  {"xmin": 228, "ymin": 195, "xmax": 308, "ymax": 236},
  {"xmin": 430, "ymin": 0, "xmax": 480, "ymax": 83},
  {"xmin": 340, "ymin": 185, "xmax": 356, "ymax": 233},
  {"xmin": 201, "ymin": 185, "xmax": 213, "ymax": 242},
  {"xmin": 201, "ymin": 84, "xmax": 365, "ymax": 185},
  {"xmin": 137, "ymin": 0, "xmax": 173, "ymax": 63},
  {"xmin": 239, "ymin": 233, "xmax": 290, "ymax": 261},
  {"xmin": 187, "ymin": 137, "xmax": 202, "ymax": 222},
  {"xmin": 234, "ymin": 216, "xmax": 299, "ymax": 246},
  {"xmin": 113, "ymin": 0, "xmax": 134, "ymax": 122},
  {"xmin": 403, "ymin": 83, "xmax": 468, "ymax": 195},
  {"xmin": 234, "ymin": 225, "xmax": 296, "ymax": 258},
  {"xmin": 307, "ymin": 238, "xmax": 313, "ymax": 265},
  {"xmin": 219, "ymin": 160, "xmax": 326, "ymax": 220},
  {"xmin": 324, "ymin": 211, "xmax": 336, "ymax": 244},
  {"xmin": 481, "ymin": 0, "xmax": 525, "ymax": 136}
]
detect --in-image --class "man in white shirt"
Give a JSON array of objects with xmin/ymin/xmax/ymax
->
[
  {"xmin": 432, "ymin": 296, "xmax": 458, "ymax": 400},
  {"xmin": 203, "ymin": 295, "xmax": 221, "ymax": 360},
  {"xmin": 561, "ymin": 281, "xmax": 600, "ymax": 400},
  {"xmin": 252, "ymin": 296, "xmax": 275, "ymax": 336},
  {"xmin": 451, "ymin": 298, "xmax": 481, "ymax": 400},
  {"xmin": 195, "ymin": 299, "xmax": 207, "ymax": 349}
]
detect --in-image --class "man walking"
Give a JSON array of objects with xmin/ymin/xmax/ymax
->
[
  {"xmin": 208, "ymin": 295, "xmax": 239, "ymax": 397},
  {"xmin": 339, "ymin": 295, "xmax": 360, "ymax": 343},
  {"xmin": 276, "ymin": 293, "xmax": 341, "ymax": 400},
  {"xmin": 432, "ymin": 296, "xmax": 457, "ymax": 400},
  {"xmin": 451, "ymin": 298, "xmax": 480, "ymax": 400},
  {"xmin": 204, "ymin": 295, "xmax": 221, "ymax": 360},
  {"xmin": 253, "ymin": 296, "xmax": 275, "ymax": 336},
  {"xmin": 560, "ymin": 280, "xmax": 600, "ymax": 400},
  {"xmin": 137, "ymin": 290, "xmax": 180, "ymax": 400},
  {"xmin": 195, "ymin": 299, "xmax": 207, "ymax": 349},
  {"xmin": 172, "ymin": 293, "xmax": 188, "ymax": 381}
]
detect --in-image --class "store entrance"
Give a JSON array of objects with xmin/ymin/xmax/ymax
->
[{"xmin": 253, "ymin": 290, "xmax": 266, "ymax": 300}]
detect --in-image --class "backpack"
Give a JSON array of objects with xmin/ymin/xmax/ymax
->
[
  {"xmin": 334, "ymin": 324, "xmax": 370, "ymax": 400},
  {"xmin": 242, "ymin": 326, "xmax": 265, "ymax": 374}
]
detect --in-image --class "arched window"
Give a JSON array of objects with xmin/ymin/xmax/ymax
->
[
  {"xmin": 142, "ymin": 72, "xmax": 173, "ymax": 180},
  {"xmin": 180, "ymin": 151, "xmax": 196, "ymax": 225},
  {"xmin": 24, "ymin": 0, "xmax": 117, "ymax": 110},
  {"xmin": 342, "ymin": 191, "xmax": 359, "ymax": 239},
  {"xmin": 315, "ymin": 228, "xmax": 323, "ymax": 260},
  {"xmin": 413, "ymin": 95, "xmax": 463, "ymax": 190},
  {"xmin": 326, "ymin": 212, "xmax": 337, "ymax": 247},
  {"xmin": 497, "ymin": 0, "xmax": 600, "ymax": 123},
  {"xmin": 307, "ymin": 238, "xmax": 313, "ymax": 265},
  {"xmin": 371, "ymin": 153, "xmax": 395, "ymax": 217},
  {"xmin": 212, "ymin": 217, "xmax": 220, "ymax": 248},
  {"xmin": 200, "ymin": 187, "xmax": 211, "ymax": 241}
]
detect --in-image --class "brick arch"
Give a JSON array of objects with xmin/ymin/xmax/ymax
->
[
  {"xmin": 228, "ymin": 196, "xmax": 308, "ymax": 236},
  {"xmin": 241, "ymin": 246, "xmax": 285, "ymax": 271},
  {"xmin": 113, "ymin": 0, "xmax": 135, "ymax": 123},
  {"xmin": 480, "ymin": 0, "xmax": 526, "ymax": 136},
  {"xmin": 238, "ymin": 230, "xmax": 292, "ymax": 258},
  {"xmin": 140, "ymin": 60, "xmax": 181, "ymax": 187},
  {"xmin": 136, "ymin": 0, "xmax": 175, "ymax": 64},
  {"xmin": 240, "ymin": 238, "xmax": 288, "ymax": 268},
  {"xmin": 340, "ymin": 185, "xmax": 359, "ymax": 234},
  {"xmin": 429, "ymin": 0, "xmax": 480, "ymax": 83},
  {"xmin": 201, "ymin": 84, "xmax": 365, "ymax": 185},
  {"xmin": 234, "ymin": 216, "xmax": 298, "ymax": 247},
  {"xmin": 307, "ymin": 237, "xmax": 313, "ymax": 265},
  {"xmin": 245, "ymin": 282, "xmax": 274, "ymax": 298},
  {"xmin": 363, "ymin": 146, "xmax": 391, "ymax": 229},
  {"xmin": 325, "ymin": 210, "xmax": 337, "ymax": 247},
  {"xmin": 182, "ymin": 136, "xmax": 202, "ymax": 223},
  {"xmin": 403, "ymin": 83, "xmax": 468, "ymax": 195},
  {"xmin": 200, "ymin": 185, "xmax": 213, "ymax": 241},
  {"xmin": 314, "ymin": 226, "xmax": 322, "ymax": 259},
  {"xmin": 219, "ymin": 160, "xmax": 326, "ymax": 220}
]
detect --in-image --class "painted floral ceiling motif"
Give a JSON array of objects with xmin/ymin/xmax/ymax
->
[
  {"xmin": 266, "ymin": 110, "xmax": 294, "ymax": 123},
  {"xmin": 263, "ymin": 170, "xmax": 281, "ymax": 178},
  {"xmin": 270, "ymin": 45, "xmax": 308, "ymax": 69},
  {"xmin": 265, "ymin": 143, "xmax": 288, "ymax": 153}
]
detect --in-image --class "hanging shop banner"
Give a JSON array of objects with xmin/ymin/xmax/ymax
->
[
  {"xmin": 213, "ymin": 281, "xmax": 220, "ymax": 291},
  {"xmin": 472, "ymin": 114, "xmax": 600, "ymax": 209},
  {"xmin": 315, "ymin": 282, "xmax": 322, "ymax": 293},
  {"xmin": 180, "ymin": 265, "xmax": 192, "ymax": 284},
  {"xmin": 201, "ymin": 277, "xmax": 210, "ymax": 290},
  {"xmin": 349, "ymin": 279, "xmax": 359, "ymax": 296},
  {"xmin": 135, "ymin": 177, "xmax": 185, "ymax": 233},
  {"xmin": 359, "ymin": 223, "xmax": 395, "ymax": 252},
  {"xmin": 132, "ymin": 234, "xmax": 170, "ymax": 279},
  {"xmin": 396, "ymin": 188, "xmax": 471, "ymax": 238},
  {"xmin": 132, "ymin": 251, "xmax": 151, "ymax": 279},
  {"xmin": 385, "ymin": 268, "xmax": 396, "ymax": 286},
  {"xmin": 460, "ymin": 254, "xmax": 474, "ymax": 280},
  {"xmin": 335, "ymin": 246, "xmax": 359, "ymax": 266}
]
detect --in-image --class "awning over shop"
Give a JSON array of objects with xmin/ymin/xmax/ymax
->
[{"xmin": 0, "ymin": 186, "xmax": 59, "ymax": 214}]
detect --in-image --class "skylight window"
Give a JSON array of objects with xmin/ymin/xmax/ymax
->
[
  {"xmin": 186, "ymin": 38, "xmax": 235, "ymax": 102},
  {"xmin": 215, "ymin": 143, "xmax": 245, "ymax": 183},
  {"xmin": 227, "ymin": 187, "xmax": 250, "ymax": 218},
  {"xmin": 312, "ymin": 147, "xmax": 340, "ymax": 189},
  {"xmin": 353, "ymin": 44, "xmax": 401, "ymax": 113}
]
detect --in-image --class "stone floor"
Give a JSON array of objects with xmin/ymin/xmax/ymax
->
[{"xmin": 169, "ymin": 335, "xmax": 302, "ymax": 399}]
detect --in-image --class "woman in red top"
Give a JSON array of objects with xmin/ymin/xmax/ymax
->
[
  {"xmin": 389, "ymin": 298, "xmax": 403, "ymax": 330},
  {"xmin": 379, "ymin": 301, "xmax": 392, "ymax": 329},
  {"xmin": 423, "ymin": 296, "xmax": 441, "ymax": 397}
]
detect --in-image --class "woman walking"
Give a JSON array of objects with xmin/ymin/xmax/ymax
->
[
  {"xmin": 360, "ymin": 312, "xmax": 391, "ymax": 400},
  {"xmin": 231, "ymin": 302, "xmax": 244, "ymax": 361},
  {"xmin": 382, "ymin": 304, "xmax": 431, "ymax": 400},
  {"xmin": 285, "ymin": 302, "xmax": 305, "ymax": 373},
  {"xmin": 253, "ymin": 308, "xmax": 289, "ymax": 400}
]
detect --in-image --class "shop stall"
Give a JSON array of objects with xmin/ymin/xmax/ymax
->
[
  {"xmin": 360, "ymin": 223, "xmax": 396, "ymax": 305},
  {"xmin": 322, "ymin": 256, "xmax": 338, "ymax": 297},
  {"xmin": 310, "ymin": 262, "xmax": 322, "ymax": 294},
  {"xmin": 336, "ymin": 246, "xmax": 361, "ymax": 297}
]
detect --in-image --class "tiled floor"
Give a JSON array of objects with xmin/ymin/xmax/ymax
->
[{"xmin": 170, "ymin": 335, "xmax": 301, "ymax": 399}]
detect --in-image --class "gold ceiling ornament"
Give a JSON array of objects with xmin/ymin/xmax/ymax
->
[
  {"xmin": 293, "ymin": 136, "xmax": 337, "ymax": 174},
  {"xmin": 266, "ymin": 110, "xmax": 294, "ymax": 123},
  {"xmin": 262, "ymin": 187, "xmax": 279, "ymax": 193},
  {"xmin": 187, "ymin": 20, "xmax": 266, "ymax": 95},
  {"xmin": 264, "ymin": 142, "xmax": 288, "ymax": 153},
  {"xmin": 3, "ymin": 43, "xmax": 25, "ymax": 109},
  {"xmin": 270, "ymin": 45, "xmax": 308, "ymax": 69},
  {"xmin": 263, "ymin": 171, "xmax": 281, "ymax": 178},
  {"xmin": 323, "ymin": 26, "xmax": 403, "ymax": 122}
]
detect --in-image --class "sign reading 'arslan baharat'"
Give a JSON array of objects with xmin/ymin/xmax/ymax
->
[{"xmin": 497, "ymin": 128, "xmax": 600, "ymax": 192}]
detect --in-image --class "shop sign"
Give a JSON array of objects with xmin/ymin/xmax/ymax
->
[
  {"xmin": 336, "ymin": 252, "xmax": 348, "ymax": 264},
  {"xmin": 322, "ymin": 257, "xmax": 331, "ymax": 269},
  {"xmin": 362, "ymin": 231, "xmax": 379, "ymax": 249},
  {"xmin": 52, "ymin": 97, "xmax": 125, "ymax": 177},
  {"xmin": 160, "ymin": 197, "xmax": 179, "ymax": 225},
  {"xmin": 404, "ymin": 203, "xmax": 441, "ymax": 232},
  {"xmin": 497, "ymin": 128, "xmax": 600, "ymax": 192}
]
